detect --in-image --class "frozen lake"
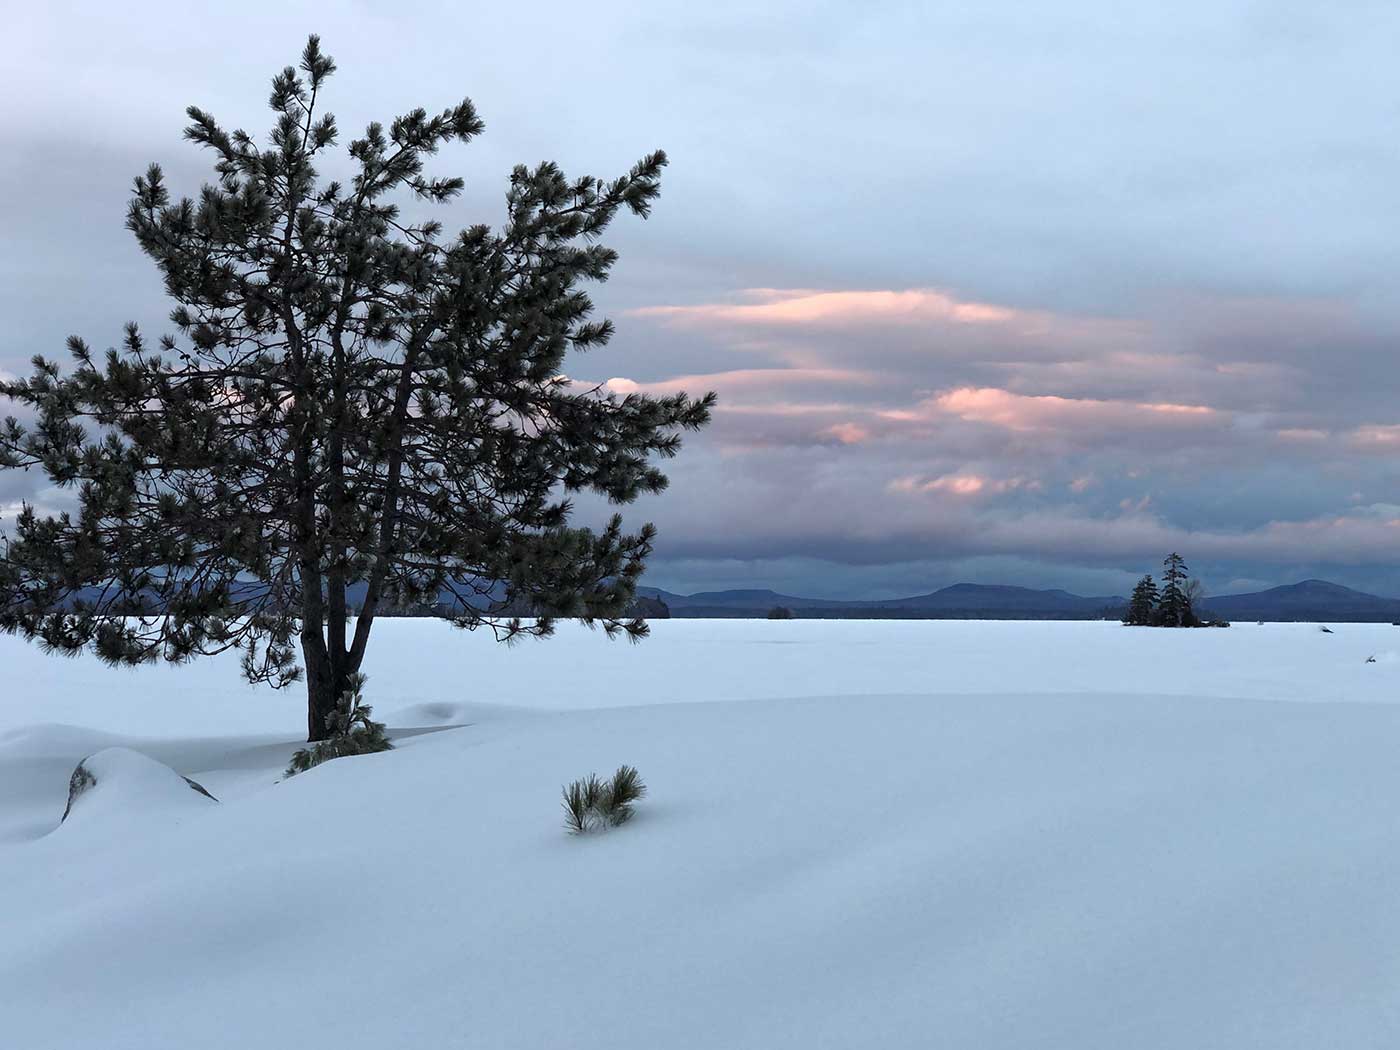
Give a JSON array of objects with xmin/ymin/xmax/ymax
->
[{"xmin": 4, "ymin": 617, "xmax": 1399, "ymax": 737}]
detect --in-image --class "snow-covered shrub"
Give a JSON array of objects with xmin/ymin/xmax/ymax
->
[
  {"xmin": 562, "ymin": 765, "xmax": 647, "ymax": 833},
  {"xmin": 285, "ymin": 673, "xmax": 392, "ymax": 777}
]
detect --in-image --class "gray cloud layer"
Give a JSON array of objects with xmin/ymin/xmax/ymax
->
[{"xmin": 6, "ymin": 2, "xmax": 1400, "ymax": 598}]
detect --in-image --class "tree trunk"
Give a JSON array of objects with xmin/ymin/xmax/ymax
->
[
  {"xmin": 302, "ymin": 635, "xmax": 347, "ymax": 742},
  {"xmin": 306, "ymin": 673, "xmax": 337, "ymax": 742}
]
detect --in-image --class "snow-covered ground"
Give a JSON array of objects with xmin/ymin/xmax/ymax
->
[{"xmin": 3, "ymin": 619, "xmax": 1400, "ymax": 1048}]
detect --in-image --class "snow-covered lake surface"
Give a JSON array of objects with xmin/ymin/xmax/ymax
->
[{"xmin": 3, "ymin": 619, "xmax": 1400, "ymax": 1048}]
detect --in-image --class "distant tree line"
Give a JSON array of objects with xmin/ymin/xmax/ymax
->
[{"xmin": 1122, "ymin": 553, "xmax": 1226, "ymax": 627}]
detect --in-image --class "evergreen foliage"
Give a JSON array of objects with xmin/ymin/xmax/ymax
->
[
  {"xmin": 1122, "ymin": 575, "xmax": 1159, "ymax": 626},
  {"xmin": 285, "ymin": 672, "xmax": 391, "ymax": 776},
  {"xmin": 1122, "ymin": 554, "xmax": 1213, "ymax": 627},
  {"xmin": 0, "ymin": 37, "xmax": 712, "ymax": 740},
  {"xmin": 767, "ymin": 606, "xmax": 794, "ymax": 620},
  {"xmin": 562, "ymin": 765, "xmax": 647, "ymax": 833},
  {"xmin": 1157, "ymin": 552, "xmax": 1198, "ymax": 627}
]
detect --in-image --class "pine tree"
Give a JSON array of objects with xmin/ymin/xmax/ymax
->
[
  {"xmin": 0, "ymin": 38, "xmax": 713, "ymax": 740},
  {"xmin": 1122, "ymin": 574, "xmax": 1158, "ymax": 626},
  {"xmin": 1156, "ymin": 552, "xmax": 1197, "ymax": 627}
]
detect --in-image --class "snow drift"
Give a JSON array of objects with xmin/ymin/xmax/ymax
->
[{"xmin": 58, "ymin": 746, "xmax": 218, "ymax": 826}]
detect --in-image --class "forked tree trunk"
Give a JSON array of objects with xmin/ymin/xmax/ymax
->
[{"xmin": 303, "ymin": 620, "xmax": 369, "ymax": 741}]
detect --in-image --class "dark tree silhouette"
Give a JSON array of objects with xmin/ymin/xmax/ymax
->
[
  {"xmin": 1122, "ymin": 575, "xmax": 1159, "ymax": 626},
  {"xmin": 1157, "ymin": 552, "xmax": 1197, "ymax": 627}
]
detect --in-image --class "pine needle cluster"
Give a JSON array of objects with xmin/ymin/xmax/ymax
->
[
  {"xmin": 285, "ymin": 673, "xmax": 392, "ymax": 776},
  {"xmin": 562, "ymin": 765, "xmax": 646, "ymax": 833}
]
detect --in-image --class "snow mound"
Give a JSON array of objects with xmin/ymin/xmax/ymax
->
[
  {"xmin": 0, "ymin": 723, "xmax": 125, "ymax": 757},
  {"xmin": 59, "ymin": 747, "xmax": 218, "ymax": 827},
  {"xmin": 384, "ymin": 700, "xmax": 469, "ymax": 725}
]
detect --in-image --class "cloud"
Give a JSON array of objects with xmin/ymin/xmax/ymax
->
[
  {"xmin": 889, "ymin": 473, "xmax": 1041, "ymax": 497},
  {"xmin": 599, "ymin": 367, "xmax": 876, "ymax": 401},
  {"xmin": 632, "ymin": 287, "xmax": 1144, "ymax": 367},
  {"xmin": 584, "ymin": 278, "xmax": 1400, "ymax": 585},
  {"xmin": 634, "ymin": 288, "xmax": 1023, "ymax": 327},
  {"xmin": 10, "ymin": 2, "xmax": 1400, "ymax": 599},
  {"xmin": 825, "ymin": 422, "xmax": 870, "ymax": 445},
  {"xmin": 924, "ymin": 386, "xmax": 1224, "ymax": 434},
  {"xmin": 1350, "ymin": 424, "xmax": 1400, "ymax": 448},
  {"xmin": 640, "ymin": 472, "xmax": 1400, "ymax": 571}
]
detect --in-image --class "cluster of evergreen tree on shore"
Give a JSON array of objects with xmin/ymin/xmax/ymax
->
[{"xmin": 1122, "ymin": 553, "xmax": 1226, "ymax": 627}]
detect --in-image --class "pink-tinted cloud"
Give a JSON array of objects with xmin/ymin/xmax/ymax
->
[
  {"xmin": 1350, "ymin": 424, "xmax": 1400, "ymax": 448},
  {"xmin": 994, "ymin": 351, "xmax": 1306, "ymax": 414},
  {"xmin": 635, "ymin": 288, "xmax": 1021, "ymax": 327},
  {"xmin": 921, "ymin": 386, "xmax": 1225, "ymax": 434},
  {"xmin": 889, "ymin": 473, "xmax": 1040, "ymax": 497},
  {"xmin": 825, "ymin": 422, "xmax": 871, "ymax": 445},
  {"xmin": 583, "ymin": 285, "xmax": 1400, "ymax": 587},
  {"xmin": 631, "ymin": 288, "xmax": 1143, "ymax": 364}
]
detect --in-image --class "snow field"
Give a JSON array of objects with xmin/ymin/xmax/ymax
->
[{"xmin": 2, "ymin": 619, "xmax": 1399, "ymax": 1048}]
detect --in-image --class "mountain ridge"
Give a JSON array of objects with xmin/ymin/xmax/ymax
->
[{"xmin": 638, "ymin": 579, "xmax": 1400, "ymax": 621}]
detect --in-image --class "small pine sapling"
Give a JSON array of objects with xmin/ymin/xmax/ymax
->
[
  {"xmin": 562, "ymin": 765, "xmax": 647, "ymax": 833},
  {"xmin": 286, "ymin": 673, "xmax": 392, "ymax": 777}
]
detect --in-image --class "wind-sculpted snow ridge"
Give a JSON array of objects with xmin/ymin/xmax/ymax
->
[{"xmin": 2, "ymin": 621, "xmax": 1400, "ymax": 1048}]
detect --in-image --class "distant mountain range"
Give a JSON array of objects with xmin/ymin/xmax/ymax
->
[
  {"xmin": 1197, "ymin": 580, "xmax": 1400, "ymax": 623},
  {"xmin": 60, "ymin": 576, "xmax": 1400, "ymax": 623},
  {"xmin": 638, "ymin": 579, "xmax": 1400, "ymax": 622}
]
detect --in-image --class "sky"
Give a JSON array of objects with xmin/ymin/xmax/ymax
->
[{"xmin": 5, "ymin": 1, "xmax": 1400, "ymax": 599}]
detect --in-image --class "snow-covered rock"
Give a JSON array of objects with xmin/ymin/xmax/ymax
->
[{"xmin": 58, "ymin": 747, "xmax": 218, "ymax": 826}]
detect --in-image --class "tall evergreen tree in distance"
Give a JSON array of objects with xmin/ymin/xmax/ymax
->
[
  {"xmin": 1157, "ymin": 552, "xmax": 1196, "ymax": 627},
  {"xmin": 1122, "ymin": 574, "xmax": 1159, "ymax": 626},
  {"xmin": 0, "ymin": 37, "xmax": 713, "ymax": 740}
]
